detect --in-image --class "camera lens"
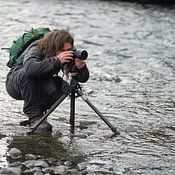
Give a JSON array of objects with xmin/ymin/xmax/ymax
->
[
  {"xmin": 74, "ymin": 50, "xmax": 88, "ymax": 60},
  {"xmin": 80, "ymin": 50, "xmax": 88, "ymax": 60}
]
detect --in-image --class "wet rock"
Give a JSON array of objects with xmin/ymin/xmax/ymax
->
[
  {"xmin": 64, "ymin": 161, "xmax": 72, "ymax": 166},
  {"xmin": 25, "ymin": 153, "xmax": 37, "ymax": 160},
  {"xmin": 32, "ymin": 166, "xmax": 44, "ymax": 175},
  {"xmin": 23, "ymin": 160, "xmax": 49, "ymax": 169},
  {"xmin": 0, "ymin": 167, "xmax": 22, "ymax": 175},
  {"xmin": 33, "ymin": 171, "xmax": 44, "ymax": 175},
  {"xmin": 54, "ymin": 165, "xmax": 68, "ymax": 174},
  {"xmin": 77, "ymin": 162, "xmax": 87, "ymax": 171},
  {"xmin": 47, "ymin": 157, "xmax": 58, "ymax": 164},
  {"xmin": 23, "ymin": 160, "xmax": 36, "ymax": 168},
  {"xmin": 42, "ymin": 167, "xmax": 54, "ymax": 173},
  {"xmin": 79, "ymin": 120, "xmax": 97, "ymax": 130},
  {"xmin": 103, "ymin": 74, "xmax": 121, "ymax": 82},
  {"xmin": 89, "ymin": 159, "xmax": 107, "ymax": 166},
  {"xmin": 79, "ymin": 122, "xmax": 88, "ymax": 129},
  {"xmin": 8, "ymin": 148, "xmax": 22, "ymax": 159},
  {"xmin": 93, "ymin": 168, "xmax": 114, "ymax": 174},
  {"xmin": 66, "ymin": 168, "xmax": 79, "ymax": 175},
  {"xmin": 32, "ymin": 167, "xmax": 42, "ymax": 172},
  {"xmin": 86, "ymin": 89, "xmax": 94, "ymax": 95},
  {"xmin": 86, "ymin": 131, "xmax": 94, "ymax": 136},
  {"xmin": 8, "ymin": 161, "xmax": 21, "ymax": 167},
  {"xmin": 23, "ymin": 168, "xmax": 33, "ymax": 174},
  {"xmin": 113, "ymin": 75, "xmax": 122, "ymax": 82},
  {"xmin": 34, "ymin": 160, "xmax": 49, "ymax": 168},
  {"xmin": 74, "ymin": 134, "xmax": 87, "ymax": 139}
]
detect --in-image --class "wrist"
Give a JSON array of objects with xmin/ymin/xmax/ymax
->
[
  {"xmin": 55, "ymin": 56, "xmax": 61, "ymax": 64},
  {"xmin": 54, "ymin": 56, "xmax": 62, "ymax": 67},
  {"xmin": 76, "ymin": 65, "xmax": 86, "ymax": 72}
]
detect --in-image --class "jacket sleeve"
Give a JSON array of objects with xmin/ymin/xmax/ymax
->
[
  {"xmin": 23, "ymin": 44, "xmax": 62, "ymax": 78},
  {"xmin": 74, "ymin": 65, "xmax": 90, "ymax": 83}
]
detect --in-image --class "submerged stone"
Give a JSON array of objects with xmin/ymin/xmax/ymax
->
[
  {"xmin": 66, "ymin": 168, "xmax": 79, "ymax": 175},
  {"xmin": 54, "ymin": 165, "xmax": 68, "ymax": 174},
  {"xmin": 25, "ymin": 153, "xmax": 37, "ymax": 160},
  {"xmin": 23, "ymin": 160, "xmax": 49, "ymax": 168},
  {"xmin": 77, "ymin": 162, "xmax": 87, "ymax": 171},
  {"xmin": 0, "ymin": 167, "xmax": 22, "ymax": 175},
  {"xmin": 8, "ymin": 148, "xmax": 22, "ymax": 159},
  {"xmin": 34, "ymin": 160, "xmax": 49, "ymax": 168},
  {"xmin": 8, "ymin": 162, "xmax": 21, "ymax": 167}
]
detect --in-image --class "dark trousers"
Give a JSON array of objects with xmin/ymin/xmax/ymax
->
[{"xmin": 6, "ymin": 69, "xmax": 63, "ymax": 119}]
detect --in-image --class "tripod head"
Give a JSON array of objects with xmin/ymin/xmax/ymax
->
[{"xmin": 61, "ymin": 77, "xmax": 82, "ymax": 97}]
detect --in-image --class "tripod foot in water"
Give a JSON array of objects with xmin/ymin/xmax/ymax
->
[{"xmin": 112, "ymin": 128, "xmax": 120, "ymax": 136}]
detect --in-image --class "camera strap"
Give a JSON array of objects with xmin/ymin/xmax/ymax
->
[{"xmin": 62, "ymin": 67, "xmax": 77, "ymax": 85}]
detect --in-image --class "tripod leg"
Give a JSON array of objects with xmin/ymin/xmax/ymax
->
[
  {"xmin": 27, "ymin": 93, "xmax": 69, "ymax": 134},
  {"xmin": 76, "ymin": 89, "xmax": 120, "ymax": 135},
  {"xmin": 70, "ymin": 90, "xmax": 75, "ymax": 134}
]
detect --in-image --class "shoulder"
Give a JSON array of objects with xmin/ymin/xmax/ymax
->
[
  {"xmin": 23, "ymin": 40, "xmax": 43, "ymax": 63},
  {"xmin": 25, "ymin": 40, "xmax": 42, "ymax": 57},
  {"xmin": 26, "ymin": 40, "xmax": 41, "ymax": 54}
]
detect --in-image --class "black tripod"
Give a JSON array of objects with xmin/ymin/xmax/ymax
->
[{"xmin": 28, "ymin": 76, "xmax": 120, "ymax": 135}]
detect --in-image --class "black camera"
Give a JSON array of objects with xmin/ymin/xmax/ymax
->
[
  {"xmin": 71, "ymin": 49, "xmax": 88, "ymax": 60},
  {"xmin": 64, "ymin": 48, "xmax": 88, "ymax": 73}
]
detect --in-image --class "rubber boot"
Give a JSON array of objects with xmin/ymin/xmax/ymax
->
[{"xmin": 29, "ymin": 116, "xmax": 52, "ymax": 134}]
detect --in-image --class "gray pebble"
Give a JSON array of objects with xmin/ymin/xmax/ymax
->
[
  {"xmin": 25, "ymin": 153, "xmax": 37, "ymax": 160},
  {"xmin": 35, "ymin": 160, "xmax": 49, "ymax": 168},
  {"xmin": 54, "ymin": 165, "xmax": 68, "ymax": 174},
  {"xmin": 0, "ymin": 167, "xmax": 22, "ymax": 175},
  {"xmin": 8, "ymin": 148, "xmax": 22, "ymax": 159},
  {"xmin": 8, "ymin": 162, "xmax": 21, "ymax": 167},
  {"xmin": 42, "ymin": 167, "xmax": 54, "ymax": 173},
  {"xmin": 77, "ymin": 162, "xmax": 87, "ymax": 171},
  {"xmin": 66, "ymin": 168, "xmax": 79, "ymax": 175}
]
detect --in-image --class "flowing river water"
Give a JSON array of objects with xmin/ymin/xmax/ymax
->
[{"xmin": 0, "ymin": 0, "xmax": 175, "ymax": 174}]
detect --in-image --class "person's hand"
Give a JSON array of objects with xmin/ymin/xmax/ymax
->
[
  {"xmin": 56, "ymin": 51, "xmax": 73, "ymax": 64},
  {"xmin": 75, "ymin": 58, "xmax": 86, "ymax": 70}
]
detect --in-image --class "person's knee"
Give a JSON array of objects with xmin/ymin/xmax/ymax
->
[{"xmin": 6, "ymin": 73, "xmax": 22, "ymax": 100}]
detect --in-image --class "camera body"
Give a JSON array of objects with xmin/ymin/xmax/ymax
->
[
  {"xmin": 65, "ymin": 49, "xmax": 88, "ymax": 73},
  {"xmin": 71, "ymin": 49, "xmax": 88, "ymax": 60}
]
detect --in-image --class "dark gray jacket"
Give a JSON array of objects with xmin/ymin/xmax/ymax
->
[{"xmin": 8, "ymin": 40, "xmax": 89, "ymax": 83}]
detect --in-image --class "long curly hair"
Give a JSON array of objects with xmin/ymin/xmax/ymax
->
[{"xmin": 38, "ymin": 29, "xmax": 74, "ymax": 58}]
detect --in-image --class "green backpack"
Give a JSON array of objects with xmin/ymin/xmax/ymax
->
[{"xmin": 7, "ymin": 27, "xmax": 51, "ymax": 68}]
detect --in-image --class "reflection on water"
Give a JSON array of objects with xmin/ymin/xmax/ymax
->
[
  {"xmin": 6, "ymin": 133, "xmax": 86, "ymax": 166},
  {"xmin": 2, "ymin": 133, "xmax": 88, "ymax": 174},
  {"xmin": 0, "ymin": 0, "xmax": 175, "ymax": 174}
]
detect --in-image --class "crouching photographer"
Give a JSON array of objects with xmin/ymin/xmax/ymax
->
[{"xmin": 5, "ymin": 29, "xmax": 89, "ymax": 134}]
